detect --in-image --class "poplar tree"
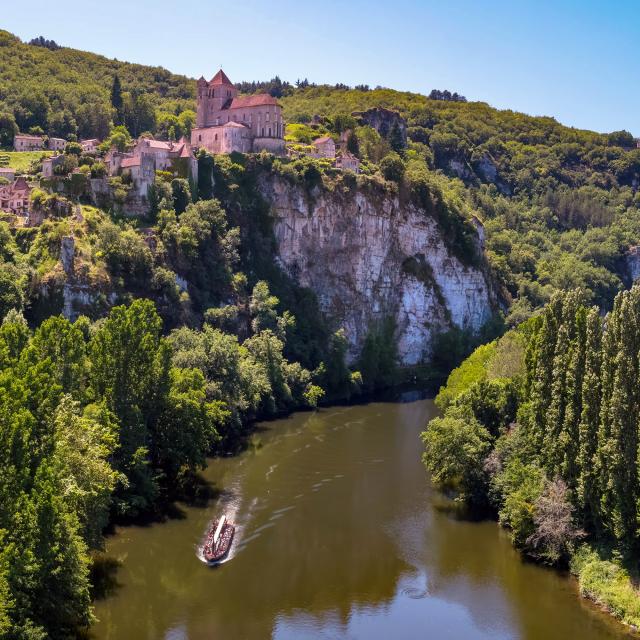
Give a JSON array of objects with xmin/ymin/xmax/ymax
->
[
  {"xmin": 576, "ymin": 307, "xmax": 602, "ymax": 530},
  {"xmin": 110, "ymin": 74, "xmax": 123, "ymax": 124},
  {"xmin": 559, "ymin": 305, "xmax": 587, "ymax": 489}
]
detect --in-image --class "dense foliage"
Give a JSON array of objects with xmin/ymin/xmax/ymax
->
[
  {"xmin": 423, "ymin": 287, "xmax": 640, "ymax": 625},
  {"xmin": 0, "ymin": 30, "xmax": 194, "ymax": 141},
  {"xmin": 0, "ymin": 288, "xmax": 325, "ymax": 638}
]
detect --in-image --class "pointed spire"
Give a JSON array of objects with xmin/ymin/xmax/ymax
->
[{"xmin": 210, "ymin": 69, "xmax": 233, "ymax": 86}]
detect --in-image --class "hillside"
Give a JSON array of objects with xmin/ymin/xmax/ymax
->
[
  {"xmin": 0, "ymin": 29, "xmax": 639, "ymax": 325},
  {"xmin": 0, "ymin": 29, "xmax": 194, "ymax": 139}
]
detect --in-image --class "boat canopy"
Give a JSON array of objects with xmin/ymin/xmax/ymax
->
[{"xmin": 213, "ymin": 516, "xmax": 226, "ymax": 544}]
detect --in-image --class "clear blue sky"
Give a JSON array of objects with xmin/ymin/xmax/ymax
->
[{"xmin": 2, "ymin": 0, "xmax": 638, "ymax": 135}]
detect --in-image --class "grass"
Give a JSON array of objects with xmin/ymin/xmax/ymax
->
[
  {"xmin": 0, "ymin": 150, "xmax": 53, "ymax": 171},
  {"xmin": 571, "ymin": 545, "xmax": 640, "ymax": 629}
]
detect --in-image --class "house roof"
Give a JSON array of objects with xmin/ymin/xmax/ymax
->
[
  {"xmin": 121, "ymin": 157, "xmax": 141, "ymax": 168},
  {"xmin": 223, "ymin": 121, "xmax": 249, "ymax": 129},
  {"xmin": 0, "ymin": 167, "xmax": 15, "ymax": 174},
  {"xmin": 229, "ymin": 94, "xmax": 278, "ymax": 109},
  {"xmin": 15, "ymin": 134, "xmax": 43, "ymax": 140},
  {"xmin": 313, "ymin": 136, "xmax": 334, "ymax": 145},
  {"xmin": 210, "ymin": 69, "xmax": 233, "ymax": 86},
  {"xmin": 12, "ymin": 177, "xmax": 30, "ymax": 192}
]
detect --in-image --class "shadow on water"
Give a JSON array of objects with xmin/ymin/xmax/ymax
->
[{"xmin": 90, "ymin": 555, "xmax": 122, "ymax": 601}]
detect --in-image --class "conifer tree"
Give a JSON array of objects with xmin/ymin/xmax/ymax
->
[{"xmin": 110, "ymin": 74, "xmax": 123, "ymax": 124}]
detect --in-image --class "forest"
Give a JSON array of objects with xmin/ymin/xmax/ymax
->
[{"xmin": 422, "ymin": 286, "xmax": 640, "ymax": 627}]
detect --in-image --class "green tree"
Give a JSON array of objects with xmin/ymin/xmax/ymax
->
[
  {"xmin": 0, "ymin": 112, "xmax": 18, "ymax": 149},
  {"xmin": 110, "ymin": 74, "xmax": 123, "ymax": 124}
]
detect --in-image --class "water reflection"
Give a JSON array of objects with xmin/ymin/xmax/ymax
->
[{"xmin": 92, "ymin": 400, "xmax": 630, "ymax": 640}]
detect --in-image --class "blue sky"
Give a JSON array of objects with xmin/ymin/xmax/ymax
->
[{"xmin": 2, "ymin": 0, "xmax": 638, "ymax": 135}]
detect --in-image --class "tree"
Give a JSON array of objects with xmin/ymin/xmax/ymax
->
[
  {"xmin": 421, "ymin": 408, "xmax": 492, "ymax": 506},
  {"xmin": 110, "ymin": 74, "xmax": 123, "ymax": 124},
  {"xmin": 52, "ymin": 396, "xmax": 119, "ymax": 547},
  {"xmin": 380, "ymin": 152, "xmax": 405, "ymax": 182},
  {"xmin": 577, "ymin": 308, "xmax": 602, "ymax": 529},
  {"xmin": 0, "ymin": 112, "xmax": 18, "ymax": 149},
  {"xmin": 89, "ymin": 299, "xmax": 165, "ymax": 513},
  {"xmin": 171, "ymin": 178, "xmax": 192, "ymax": 215},
  {"xmin": 527, "ymin": 478, "xmax": 584, "ymax": 564}
]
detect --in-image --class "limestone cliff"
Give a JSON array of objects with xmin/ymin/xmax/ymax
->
[{"xmin": 258, "ymin": 176, "xmax": 496, "ymax": 365}]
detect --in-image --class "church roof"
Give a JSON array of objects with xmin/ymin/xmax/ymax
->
[
  {"xmin": 210, "ymin": 69, "xmax": 233, "ymax": 86},
  {"xmin": 229, "ymin": 94, "xmax": 279, "ymax": 109}
]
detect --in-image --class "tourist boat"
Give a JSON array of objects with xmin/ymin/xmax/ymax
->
[{"xmin": 203, "ymin": 515, "xmax": 235, "ymax": 563}]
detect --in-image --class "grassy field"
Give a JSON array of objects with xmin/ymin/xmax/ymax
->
[{"xmin": 0, "ymin": 150, "xmax": 53, "ymax": 172}]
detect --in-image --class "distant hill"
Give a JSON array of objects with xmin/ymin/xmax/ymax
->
[{"xmin": 0, "ymin": 29, "xmax": 194, "ymax": 139}]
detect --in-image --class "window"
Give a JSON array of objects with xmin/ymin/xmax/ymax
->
[
  {"xmin": 215, "ymin": 134, "xmax": 218, "ymax": 141},
  {"xmin": 199, "ymin": 134, "xmax": 202, "ymax": 142},
  {"xmin": 262, "ymin": 127, "xmax": 265, "ymax": 136},
  {"xmin": 266, "ymin": 112, "xmax": 270, "ymax": 121},
  {"xmin": 268, "ymin": 127, "xmax": 271, "ymax": 137}
]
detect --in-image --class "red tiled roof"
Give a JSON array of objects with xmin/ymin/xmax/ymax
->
[
  {"xmin": 313, "ymin": 136, "xmax": 333, "ymax": 145},
  {"xmin": 229, "ymin": 94, "xmax": 279, "ymax": 109},
  {"xmin": 121, "ymin": 157, "xmax": 141, "ymax": 168},
  {"xmin": 12, "ymin": 177, "xmax": 30, "ymax": 192},
  {"xmin": 211, "ymin": 69, "xmax": 233, "ymax": 86},
  {"xmin": 143, "ymin": 139, "xmax": 174, "ymax": 150}
]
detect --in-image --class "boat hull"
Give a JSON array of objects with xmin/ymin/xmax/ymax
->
[{"xmin": 203, "ymin": 520, "xmax": 235, "ymax": 563}]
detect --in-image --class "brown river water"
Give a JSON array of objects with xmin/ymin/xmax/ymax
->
[{"xmin": 91, "ymin": 397, "xmax": 631, "ymax": 639}]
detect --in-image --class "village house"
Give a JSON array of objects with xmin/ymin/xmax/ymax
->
[
  {"xmin": 42, "ymin": 154, "xmax": 65, "ymax": 178},
  {"xmin": 310, "ymin": 136, "xmax": 336, "ymax": 159},
  {"xmin": 80, "ymin": 139, "xmax": 100, "ymax": 154},
  {"xmin": 191, "ymin": 70, "xmax": 285, "ymax": 155},
  {"xmin": 336, "ymin": 150, "xmax": 360, "ymax": 173},
  {"xmin": 105, "ymin": 137, "xmax": 197, "ymax": 197},
  {"xmin": 48, "ymin": 137, "xmax": 67, "ymax": 152},
  {"xmin": 14, "ymin": 134, "xmax": 44, "ymax": 151},
  {"xmin": 0, "ymin": 177, "xmax": 31, "ymax": 216}
]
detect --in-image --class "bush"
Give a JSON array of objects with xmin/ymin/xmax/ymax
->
[{"xmin": 380, "ymin": 152, "xmax": 405, "ymax": 182}]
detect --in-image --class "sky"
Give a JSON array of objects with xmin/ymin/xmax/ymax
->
[{"xmin": 2, "ymin": 0, "xmax": 638, "ymax": 135}]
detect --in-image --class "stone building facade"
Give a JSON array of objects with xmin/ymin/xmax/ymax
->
[
  {"xmin": 0, "ymin": 177, "xmax": 31, "ymax": 215},
  {"xmin": 191, "ymin": 69, "xmax": 285, "ymax": 155},
  {"xmin": 14, "ymin": 134, "xmax": 44, "ymax": 151}
]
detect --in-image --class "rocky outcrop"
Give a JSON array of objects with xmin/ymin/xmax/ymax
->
[
  {"xmin": 626, "ymin": 246, "xmax": 640, "ymax": 282},
  {"xmin": 258, "ymin": 176, "xmax": 495, "ymax": 365}
]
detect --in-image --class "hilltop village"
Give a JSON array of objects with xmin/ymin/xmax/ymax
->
[{"xmin": 0, "ymin": 70, "xmax": 364, "ymax": 223}]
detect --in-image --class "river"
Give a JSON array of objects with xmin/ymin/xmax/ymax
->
[{"xmin": 92, "ymin": 398, "xmax": 630, "ymax": 639}]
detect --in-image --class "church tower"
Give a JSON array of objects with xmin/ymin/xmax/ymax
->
[{"xmin": 196, "ymin": 69, "xmax": 238, "ymax": 128}]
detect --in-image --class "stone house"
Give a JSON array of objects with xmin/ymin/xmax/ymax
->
[
  {"xmin": 310, "ymin": 136, "xmax": 336, "ymax": 159},
  {"xmin": 42, "ymin": 154, "xmax": 65, "ymax": 178},
  {"xmin": 336, "ymin": 151, "xmax": 360, "ymax": 173},
  {"xmin": 48, "ymin": 137, "xmax": 67, "ymax": 152},
  {"xmin": 105, "ymin": 137, "xmax": 197, "ymax": 198},
  {"xmin": 14, "ymin": 134, "xmax": 44, "ymax": 151},
  {"xmin": 0, "ymin": 177, "xmax": 31, "ymax": 215},
  {"xmin": 80, "ymin": 139, "xmax": 100, "ymax": 154},
  {"xmin": 191, "ymin": 69, "xmax": 285, "ymax": 155}
]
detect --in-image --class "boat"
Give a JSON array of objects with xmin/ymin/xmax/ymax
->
[{"xmin": 203, "ymin": 515, "xmax": 235, "ymax": 563}]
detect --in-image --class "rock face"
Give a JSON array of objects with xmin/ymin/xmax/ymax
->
[
  {"xmin": 626, "ymin": 246, "xmax": 640, "ymax": 282},
  {"xmin": 259, "ymin": 177, "xmax": 495, "ymax": 365}
]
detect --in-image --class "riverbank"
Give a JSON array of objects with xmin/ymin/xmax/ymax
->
[{"xmin": 571, "ymin": 545, "xmax": 640, "ymax": 632}]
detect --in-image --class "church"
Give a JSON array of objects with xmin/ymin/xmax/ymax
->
[{"xmin": 191, "ymin": 70, "xmax": 285, "ymax": 155}]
